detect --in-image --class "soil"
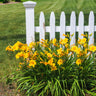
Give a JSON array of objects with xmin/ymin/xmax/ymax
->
[
  {"xmin": 0, "ymin": 83, "xmax": 21, "ymax": 96},
  {"xmin": 0, "ymin": 1, "xmax": 19, "ymax": 5}
]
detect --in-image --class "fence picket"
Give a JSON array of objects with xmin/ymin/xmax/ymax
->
[
  {"xmin": 50, "ymin": 12, "xmax": 55, "ymax": 40},
  {"xmin": 60, "ymin": 12, "xmax": 66, "ymax": 39},
  {"xmin": 70, "ymin": 11, "xmax": 76, "ymax": 45},
  {"xmin": 23, "ymin": 2, "xmax": 96, "ymax": 46},
  {"xmin": 39, "ymin": 12, "xmax": 45, "ymax": 41},
  {"xmin": 88, "ymin": 11, "xmax": 94, "ymax": 45},
  {"xmin": 78, "ymin": 11, "xmax": 84, "ymax": 39}
]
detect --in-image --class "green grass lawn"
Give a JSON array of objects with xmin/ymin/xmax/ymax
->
[{"xmin": 0, "ymin": 0, "xmax": 96, "ymax": 83}]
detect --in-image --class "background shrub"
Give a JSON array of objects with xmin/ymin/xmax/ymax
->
[
  {"xmin": 0, "ymin": 0, "xmax": 10, "ymax": 3},
  {"xmin": 15, "ymin": 0, "xmax": 21, "ymax": 2}
]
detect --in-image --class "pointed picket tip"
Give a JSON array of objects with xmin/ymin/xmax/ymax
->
[
  {"xmin": 40, "ymin": 11, "xmax": 44, "ymax": 17},
  {"xmin": 50, "ymin": 11, "xmax": 55, "ymax": 40},
  {"xmin": 89, "ymin": 11, "xmax": 94, "ymax": 23},
  {"xmin": 60, "ymin": 11, "xmax": 65, "ymax": 24},
  {"xmin": 79, "ymin": 11, "xmax": 84, "ymax": 19},
  {"xmin": 51, "ymin": 11, "xmax": 55, "ymax": 14},
  {"xmin": 60, "ymin": 11, "xmax": 66, "ymax": 39},
  {"xmin": 89, "ymin": 11, "xmax": 94, "ymax": 26},
  {"xmin": 60, "ymin": 12, "xmax": 65, "ymax": 23},
  {"xmin": 89, "ymin": 11, "xmax": 94, "ymax": 16},
  {"xmin": 39, "ymin": 12, "xmax": 45, "ymax": 21},
  {"xmin": 89, "ymin": 11, "xmax": 94, "ymax": 21},
  {"xmin": 78, "ymin": 11, "xmax": 84, "ymax": 39},
  {"xmin": 79, "ymin": 11, "xmax": 84, "ymax": 24},
  {"xmin": 89, "ymin": 11, "xmax": 94, "ymax": 25},
  {"xmin": 71, "ymin": 11, "xmax": 76, "ymax": 17},
  {"xmin": 70, "ymin": 11, "xmax": 76, "ymax": 45},
  {"xmin": 50, "ymin": 12, "xmax": 55, "ymax": 19},
  {"xmin": 79, "ymin": 11, "xmax": 83, "ymax": 14},
  {"xmin": 70, "ymin": 11, "xmax": 76, "ymax": 25},
  {"xmin": 88, "ymin": 11, "xmax": 94, "ymax": 45},
  {"xmin": 39, "ymin": 11, "xmax": 45, "ymax": 26},
  {"xmin": 50, "ymin": 12, "xmax": 55, "ymax": 24},
  {"xmin": 39, "ymin": 11, "xmax": 45, "ymax": 41},
  {"xmin": 60, "ymin": 12, "xmax": 65, "ymax": 18}
]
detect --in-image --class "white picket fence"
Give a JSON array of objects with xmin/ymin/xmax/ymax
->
[{"xmin": 23, "ymin": 1, "xmax": 95, "ymax": 45}]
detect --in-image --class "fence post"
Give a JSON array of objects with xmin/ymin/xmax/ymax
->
[{"xmin": 23, "ymin": 1, "xmax": 36, "ymax": 45}]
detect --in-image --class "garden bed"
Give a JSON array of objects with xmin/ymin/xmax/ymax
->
[
  {"xmin": 0, "ymin": 83, "xmax": 17, "ymax": 96},
  {"xmin": 5, "ymin": 37, "xmax": 96, "ymax": 96},
  {"xmin": 0, "ymin": 1, "xmax": 19, "ymax": 5}
]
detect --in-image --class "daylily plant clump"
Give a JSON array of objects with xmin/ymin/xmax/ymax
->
[{"xmin": 6, "ymin": 34, "xmax": 96, "ymax": 96}]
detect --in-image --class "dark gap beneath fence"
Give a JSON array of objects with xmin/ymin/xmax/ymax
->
[
  {"xmin": 66, "ymin": 32, "xmax": 70, "ymax": 44},
  {"xmin": 55, "ymin": 32, "xmax": 60, "ymax": 42},
  {"xmin": 76, "ymin": 32, "xmax": 78, "ymax": 45},
  {"xmin": 45, "ymin": 32, "xmax": 49, "ymax": 41},
  {"xmin": 35, "ymin": 32, "xmax": 50, "ymax": 42},
  {"xmin": 84, "ymin": 32, "xmax": 88, "ymax": 45},
  {"xmin": 35, "ymin": 32, "xmax": 39, "ymax": 42},
  {"xmin": 94, "ymin": 32, "xmax": 96, "ymax": 44}
]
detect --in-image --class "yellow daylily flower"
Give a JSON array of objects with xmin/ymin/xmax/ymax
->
[
  {"xmin": 76, "ymin": 59, "xmax": 82, "ymax": 65},
  {"xmin": 57, "ymin": 59, "xmax": 63, "ymax": 65},
  {"xmin": 89, "ymin": 45, "xmax": 96, "ymax": 52},
  {"xmin": 29, "ymin": 60, "xmax": 36, "ymax": 67}
]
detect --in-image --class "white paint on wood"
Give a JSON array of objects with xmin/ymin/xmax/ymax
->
[
  {"xmin": 50, "ymin": 12, "xmax": 55, "ymax": 40},
  {"xmin": 60, "ymin": 12, "xmax": 66, "ymax": 39},
  {"xmin": 23, "ymin": 1, "xmax": 36, "ymax": 45},
  {"xmin": 95, "ymin": 26, "xmax": 96, "ymax": 31},
  {"xmin": 70, "ymin": 11, "xmax": 76, "ymax": 45},
  {"xmin": 23, "ymin": 1, "xmax": 36, "ymax": 8},
  {"xmin": 23, "ymin": 4, "xmax": 95, "ymax": 46},
  {"xmin": 35, "ymin": 26, "xmax": 91, "ymax": 33},
  {"xmin": 84, "ymin": 26, "xmax": 89, "ymax": 32},
  {"xmin": 78, "ymin": 11, "xmax": 84, "ymax": 39},
  {"xmin": 88, "ymin": 11, "xmax": 94, "ymax": 45},
  {"xmin": 39, "ymin": 12, "xmax": 45, "ymax": 41}
]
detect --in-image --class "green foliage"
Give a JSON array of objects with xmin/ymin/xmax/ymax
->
[
  {"xmin": 15, "ymin": 0, "xmax": 21, "ymax": 2},
  {"xmin": 6, "ymin": 38, "xmax": 96, "ymax": 96},
  {"xmin": 20, "ymin": 0, "xmax": 39, "ymax": 2},
  {"xmin": 0, "ymin": 0, "xmax": 10, "ymax": 3},
  {"xmin": 13, "ymin": 57, "xmax": 96, "ymax": 96}
]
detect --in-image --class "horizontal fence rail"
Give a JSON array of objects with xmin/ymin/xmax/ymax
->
[
  {"xmin": 35, "ymin": 26, "xmax": 96, "ymax": 32},
  {"xmin": 23, "ymin": 1, "xmax": 95, "ymax": 46}
]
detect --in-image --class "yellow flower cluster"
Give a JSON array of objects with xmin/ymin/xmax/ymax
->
[
  {"xmin": 78, "ymin": 38, "xmax": 87, "ymax": 45},
  {"xmin": 76, "ymin": 59, "xmax": 82, "ymax": 65},
  {"xmin": 6, "ymin": 34, "xmax": 96, "ymax": 71},
  {"xmin": 57, "ymin": 59, "xmax": 63, "ymax": 65},
  {"xmin": 60, "ymin": 38, "xmax": 68, "ymax": 45},
  {"xmin": 29, "ymin": 60, "xmax": 36, "ymax": 67},
  {"xmin": 89, "ymin": 45, "xmax": 96, "ymax": 52}
]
